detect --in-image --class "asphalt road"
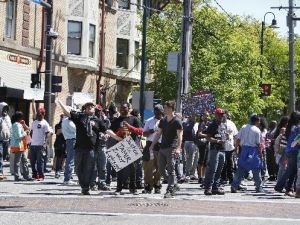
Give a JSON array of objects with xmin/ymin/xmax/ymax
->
[{"xmin": 1, "ymin": 163, "xmax": 300, "ymax": 225}]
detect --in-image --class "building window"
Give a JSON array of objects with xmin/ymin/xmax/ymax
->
[
  {"xmin": 118, "ymin": 0, "xmax": 130, "ymax": 10},
  {"xmin": 116, "ymin": 38, "xmax": 129, "ymax": 69},
  {"xmin": 89, "ymin": 24, "xmax": 96, "ymax": 58},
  {"xmin": 67, "ymin": 21, "xmax": 82, "ymax": 55},
  {"xmin": 134, "ymin": 41, "xmax": 140, "ymax": 69},
  {"xmin": 5, "ymin": 0, "xmax": 16, "ymax": 39}
]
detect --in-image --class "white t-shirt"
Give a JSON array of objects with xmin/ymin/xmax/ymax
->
[
  {"xmin": 224, "ymin": 119, "xmax": 238, "ymax": 151},
  {"xmin": 143, "ymin": 116, "xmax": 161, "ymax": 142},
  {"xmin": 31, "ymin": 119, "xmax": 53, "ymax": 146},
  {"xmin": 237, "ymin": 124, "xmax": 261, "ymax": 147}
]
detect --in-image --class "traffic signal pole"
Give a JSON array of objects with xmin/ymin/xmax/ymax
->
[{"xmin": 44, "ymin": 0, "xmax": 53, "ymax": 124}]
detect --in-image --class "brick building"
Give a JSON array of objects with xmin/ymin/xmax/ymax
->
[{"xmin": 0, "ymin": 0, "xmax": 145, "ymax": 128}]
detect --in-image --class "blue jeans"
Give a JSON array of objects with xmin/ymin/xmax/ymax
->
[
  {"xmin": 64, "ymin": 139, "xmax": 75, "ymax": 182},
  {"xmin": 203, "ymin": 149, "xmax": 225, "ymax": 190},
  {"xmin": 297, "ymin": 156, "xmax": 300, "ymax": 189},
  {"xmin": 30, "ymin": 145, "xmax": 45, "ymax": 177},
  {"xmin": 184, "ymin": 141, "xmax": 199, "ymax": 176},
  {"xmin": 75, "ymin": 148, "xmax": 95, "ymax": 191},
  {"xmin": 275, "ymin": 151, "xmax": 297, "ymax": 192},
  {"xmin": 232, "ymin": 167, "xmax": 262, "ymax": 191},
  {"xmin": 91, "ymin": 146, "xmax": 107, "ymax": 186}
]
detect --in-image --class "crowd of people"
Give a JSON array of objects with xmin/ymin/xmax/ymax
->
[{"xmin": 0, "ymin": 99, "xmax": 300, "ymax": 199}]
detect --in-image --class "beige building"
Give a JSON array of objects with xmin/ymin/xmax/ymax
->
[{"xmin": 0, "ymin": 0, "xmax": 145, "ymax": 127}]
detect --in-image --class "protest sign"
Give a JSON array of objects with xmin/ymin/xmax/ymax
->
[
  {"xmin": 105, "ymin": 136, "xmax": 143, "ymax": 172},
  {"xmin": 182, "ymin": 90, "xmax": 216, "ymax": 116}
]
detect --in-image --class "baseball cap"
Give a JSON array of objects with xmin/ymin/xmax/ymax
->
[{"xmin": 215, "ymin": 108, "xmax": 225, "ymax": 115}]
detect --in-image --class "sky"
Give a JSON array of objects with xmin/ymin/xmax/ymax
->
[{"xmin": 211, "ymin": 0, "xmax": 300, "ymax": 37}]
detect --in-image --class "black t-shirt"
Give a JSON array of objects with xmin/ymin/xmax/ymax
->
[
  {"xmin": 110, "ymin": 115, "xmax": 142, "ymax": 142},
  {"xmin": 70, "ymin": 111, "xmax": 107, "ymax": 150},
  {"xmin": 159, "ymin": 116, "xmax": 183, "ymax": 149},
  {"xmin": 205, "ymin": 119, "xmax": 226, "ymax": 150},
  {"xmin": 183, "ymin": 121, "xmax": 196, "ymax": 142}
]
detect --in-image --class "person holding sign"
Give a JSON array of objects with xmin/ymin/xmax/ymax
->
[
  {"xmin": 110, "ymin": 103, "xmax": 143, "ymax": 195},
  {"xmin": 149, "ymin": 101, "xmax": 183, "ymax": 199},
  {"xmin": 57, "ymin": 100, "xmax": 122, "ymax": 195}
]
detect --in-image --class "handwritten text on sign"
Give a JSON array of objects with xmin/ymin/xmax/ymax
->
[{"xmin": 105, "ymin": 136, "xmax": 142, "ymax": 172}]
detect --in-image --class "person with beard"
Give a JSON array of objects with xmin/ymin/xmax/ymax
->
[
  {"xmin": 58, "ymin": 100, "xmax": 122, "ymax": 195},
  {"xmin": 110, "ymin": 103, "xmax": 143, "ymax": 195}
]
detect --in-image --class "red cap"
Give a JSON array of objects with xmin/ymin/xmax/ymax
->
[
  {"xmin": 215, "ymin": 108, "xmax": 225, "ymax": 115},
  {"xmin": 38, "ymin": 107, "xmax": 46, "ymax": 115},
  {"xmin": 96, "ymin": 104, "xmax": 103, "ymax": 111}
]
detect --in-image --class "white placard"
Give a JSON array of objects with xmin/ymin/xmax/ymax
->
[
  {"xmin": 23, "ymin": 88, "xmax": 44, "ymax": 100},
  {"xmin": 167, "ymin": 51, "xmax": 179, "ymax": 72},
  {"xmin": 105, "ymin": 136, "xmax": 143, "ymax": 172}
]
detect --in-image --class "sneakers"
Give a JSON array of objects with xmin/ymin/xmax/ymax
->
[
  {"xmin": 164, "ymin": 190, "xmax": 175, "ymax": 199},
  {"xmin": 212, "ymin": 188, "xmax": 225, "ymax": 195},
  {"xmin": 37, "ymin": 175, "xmax": 44, "ymax": 181},
  {"xmin": 63, "ymin": 180, "xmax": 77, "ymax": 185},
  {"xmin": 81, "ymin": 190, "xmax": 90, "ymax": 195},
  {"xmin": 142, "ymin": 185, "xmax": 152, "ymax": 194},
  {"xmin": 274, "ymin": 186, "xmax": 284, "ymax": 193},
  {"xmin": 237, "ymin": 185, "xmax": 247, "ymax": 191},
  {"xmin": 114, "ymin": 188, "xmax": 122, "ymax": 195},
  {"xmin": 55, "ymin": 172, "xmax": 60, "ymax": 179},
  {"xmin": 32, "ymin": 174, "xmax": 38, "ymax": 180},
  {"xmin": 231, "ymin": 187, "xmax": 237, "ymax": 193},
  {"xmin": 98, "ymin": 185, "xmax": 111, "ymax": 191},
  {"xmin": 285, "ymin": 191, "xmax": 295, "ymax": 197},
  {"xmin": 204, "ymin": 189, "xmax": 213, "ymax": 195},
  {"xmin": 0, "ymin": 175, "xmax": 7, "ymax": 180},
  {"xmin": 90, "ymin": 185, "xmax": 98, "ymax": 191},
  {"xmin": 154, "ymin": 184, "xmax": 162, "ymax": 194},
  {"xmin": 174, "ymin": 184, "xmax": 180, "ymax": 192},
  {"xmin": 256, "ymin": 187, "xmax": 266, "ymax": 193}
]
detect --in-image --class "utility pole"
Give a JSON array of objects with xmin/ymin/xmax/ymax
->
[
  {"xmin": 96, "ymin": 0, "xmax": 105, "ymax": 105},
  {"xmin": 44, "ymin": 0, "xmax": 53, "ymax": 124},
  {"xmin": 176, "ymin": 0, "xmax": 193, "ymax": 113},
  {"xmin": 288, "ymin": 0, "xmax": 296, "ymax": 113},
  {"xmin": 140, "ymin": 0, "xmax": 149, "ymax": 123},
  {"xmin": 271, "ymin": 2, "xmax": 300, "ymax": 113}
]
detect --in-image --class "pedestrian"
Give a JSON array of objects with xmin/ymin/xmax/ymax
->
[
  {"xmin": 231, "ymin": 114, "xmax": 264, "ymax": 193},
  {"xmin": 196, "ymin": 111, "xmax": 210, "ymax": 184},
  {"xmin": 10, "ymin": 111, "xmax": 32, "ymax": 181},
  {"xmin": 221, "ymin": 111, "xmax": 238, "ymax": 185},
  {"xmin": 182, "ymin": 115, "xmax": 199, "ymax": 182},
  {"xmin": 203, "ymin": 108, "xmax": 226, "ymax": 195},
  {"xmin": 275, "ymin": 111, "xmax": 300, "ymax": 197},
  {"xmin": 90, "ymin": 104, "xmax": 111, "ymax": 191},
  {"xmin": 30, "ymin": 99, "xmax": 53, "ymax": 181},
  {"xmin": 110, "ymin": 103, "xmax": 144, "ymax": 195},
  {"xmin": 149, "ymin": 101, "xmax": 183, "ymax": 198},
  {"xmin": 266, "ymin": 120, "xmax": 278, "ymax": 181},
  {"xmin": 53, "ymin": 115, "xmax": 66, "ymax": 179},
  {"xmin": 58, "ymin": 100, "xmax": 122, "ymax": 195},
  {"xmin": 61, "ymin": 114, "xmax": 77, "ymax": 185},
  {"xmin": 142, "ymin": 104, "xmax": 164, "ymax": 194},
  {"xmin": 0, "ymin": 102, "xmax": 12, "ymax": 180},
  {"xmin": 259, "ymin": 116, "xmax": 268, "ymax": 180}
]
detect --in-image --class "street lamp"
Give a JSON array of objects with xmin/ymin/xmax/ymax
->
[{"xmin": 260, "ymin": 12, "xmax": 279, "ymax": 80}]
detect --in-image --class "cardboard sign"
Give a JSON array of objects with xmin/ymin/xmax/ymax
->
[
  {"xmin": 105, "ymin": 136, "xmax": 143, "ymax": 172},
  {"xmin": 182, "ymin": 90, "xmax": 216, "ymax": 116}
]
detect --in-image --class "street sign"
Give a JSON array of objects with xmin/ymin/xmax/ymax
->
[{"xmin": 167, "ymin": 52, "xmax": 179, "ymax": 72}]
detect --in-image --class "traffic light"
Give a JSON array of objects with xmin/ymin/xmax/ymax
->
[
  {"xmin": 31, "ymin": 73, "xmax": 40, "ymax": 88},
  {"xmin": 51, "ymin": 75, "xmax": 62, "ymax": 93},
  {"xmin": 261, "ymin": 83, "xmax": 271, "ymax": 96}
]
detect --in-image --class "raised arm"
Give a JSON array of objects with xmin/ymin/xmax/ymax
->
[
  {"xmin": 31, "ymin": 99, "xmax": 36, "ymax": 120},
  {"xmin": 57, "ymin": 100, "xmax": 71, "ymax": 118}
]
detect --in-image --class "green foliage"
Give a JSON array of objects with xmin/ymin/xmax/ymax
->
[{"xmin": 144, "ymin": 1, "xmax": 298, "ymax": 127}]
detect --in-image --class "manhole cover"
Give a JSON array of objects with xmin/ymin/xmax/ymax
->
[{"xmin": 128, "ymin": 202, "xmax": 168, "ymax": 207}]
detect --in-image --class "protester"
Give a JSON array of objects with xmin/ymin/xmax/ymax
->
[
  {"xmin": 30, "ymin": 99, "xmax": 53, "ymax": 181},
  {"xmin": 0, "ymin": 102, "xmax": 12, "ymax": 180},
  {"xmin": 259, "ymin": 116, "xmax": 268, "ymax": 180},
  {"xmin": 266, "ymin": 120, "xmax": 278, "ymax": 181},
  {"xmin": 53, "ymin": 115, "xmax": 66, "ymax": 179},
  {"xmin": 149, "ymin": 101, "xmax": 183, "ymax": 198},
  {"xmin": 182, "ymin": 115, "xmax": 199, "ymax": 182},
  {"xmin": 221, "ymin": 111, "xmax": 238, "ymax": 185},
  {"xmin": 196, "ymin": 111, "xmax": 210, "ymax": 184},
  {"xmin": 61, "ymin": 114, "xmax": 76, "ymax": 185},
  {"xmin": 142, "ymin": 104, "xmax": 164, "ymax": 194},
  {"xmin": 231, "ymin": 114, "xmax": 264, "ymax": 193},
  {"xmin": 275, "ymin": 111, "xmax": 300, "ymax": 197},
  {"xmin": 110, "ymin": 103, "xmax": 143, "ymax": 195},
  {"xmin": 10, "ymin": 111, "xmax": 32, "ymax": 181},
  {"xmin": 203, "ymin": 108, "xmax": 226, "ymax": 195},
  {"xmin": 58, "ymin": 100, "xmax": 122, "ymax": 195}
]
